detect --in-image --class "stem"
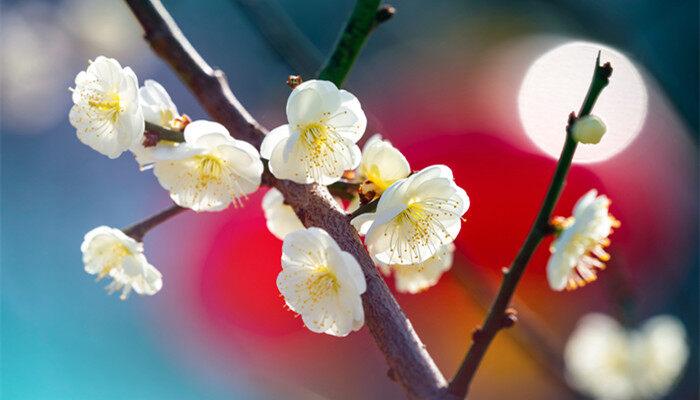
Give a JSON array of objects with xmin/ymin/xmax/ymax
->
[
  {"xmin": 348, "ymin": 198, "xmax": 379, "ymax": 220},
  {"xmin": 450, "ymin": 254, "xmax": 587, "ymax": 400},
  {"xmin": 123, "ymin": 204, "xmax": 186, "ymax": 242},
  {"xmin": 317, "ymin": 0, "xmax": 383, "ymax": 86},
  {"xmin": 327, "ymin": 179, "xmax": 361, "ymax": 200},
  {"xmin": 145, "ymin": 121, "xmax": 184, "ymax": 142},
  {"xmin": 447, "ymin": 54, "xmax": 612, "ymax": 398}
]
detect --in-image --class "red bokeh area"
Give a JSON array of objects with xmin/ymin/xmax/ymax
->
[{"xmin": 198, "ymin": 202, "xmax": 302, "ymax": 336}]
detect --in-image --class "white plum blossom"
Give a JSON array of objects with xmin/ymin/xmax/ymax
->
[
  {"xmin": 131, "ymin": 79, "xmax": 190, "ymax": 169},
  {"xmin": 261, "ymin": 80, "xmax": 367, "ymax": 185},
  {"xmin": 277, "ymin": 228, "xmax": 366, "ymax": 336},
  {"xmin": 153, "ymin": 120, "xmax": 263, "ymax": 212},
  {"xmin": 261, "ymin": 188, "xmax": 305, "ymax": 240},
  {"xmin": 81, "ymin": 226, "xmax": 162, "ymax": 300},
  {"xmin": 358, "ymin": 134, "xmax": 410, "ymax": 200},
  {"xmin": 352, "ymin": 165, "xmax": 469, "ymax": 265},
  {"xmin": 547, "ymin": 189, "xmax": 619, "ymax": 291},
  {"xmin": 140, "ymin": 79, "xmax": 180, "ymax": 128},
  {"xmin": 377, "ymin": 243, "xmax": 454, "ymax": 294},
  {"xmin": 565, "ymin": 313, "xmax": 689, "ymax": 400},
  {"xmin": 69, "ymin": 56, "xmax": 144, "ymax": 158}
]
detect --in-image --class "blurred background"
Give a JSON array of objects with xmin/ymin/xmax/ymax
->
[{"xmin": 1, "ymin": 0, "xmax": 697, "ymax": 399}]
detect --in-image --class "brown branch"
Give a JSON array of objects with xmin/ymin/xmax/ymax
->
[
  {"xmin": 447, "ymin": 55, "xmax": 613, "ymax": 398},
  {"xmin": 127, "ymin": 0, "xmax": 266, "ymax": 148},
  {"xmin": 123, "ymin": 203, "xmax": 186, "ymax": 242},
  {"xmin": 124, "ymin": 1, "xmax": 448, "ymax": 397}
]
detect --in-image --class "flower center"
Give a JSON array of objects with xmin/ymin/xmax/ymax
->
[
  {"xmin": 298, "ymin": 121, "xmax": 343, "ymax": 177},
  {"xmin": 98, "ymin": 243, "xmax": 131, "ymax": 278},
  {"xmin": 306, "ymin": 266, "xmax": 339, "ymax": 303},
  {"xmin": 301, "ymin": 122, "xmax": 330, "ymax": 151},
  {"xmin": 561, "ymin": 214, "xmax": 620, "ymax": 290},
  {"xmin": 195, "ymin": 154, "xmax": 225, "ymax": 184},
  {"xmin": 364, "ymin": 164, "xmax": 391, "ymax": 192},
  {"xmin": 88, "ymin": 92, "xmax": 121, "ymax": 122},
  {"xmin": 387, "ymin": 198, "xmax": 462, "ymax": 263}
]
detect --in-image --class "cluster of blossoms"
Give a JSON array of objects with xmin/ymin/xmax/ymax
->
[
  {"xmin": 259, "ymin": 80, "xmax": 470, "ymax": 335},
  {"xmin": 70, "ymin": 57, "xmax": 264, "ymax": 212},
  {"xmin": 72, "ymin": 57, "xmax": 469, "ymax": 319},
  {"xmin": 72, "ymin": 57, "xmax": 621, "ymax": 340},
  {"xmin": 73, "ymin": 57, "xmax": 263, "ymax": 299},
  {"xmin": 565, "ymin": 313, "xmax": 689, "ymax": 400}
]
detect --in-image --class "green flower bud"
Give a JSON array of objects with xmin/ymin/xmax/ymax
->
[{"xmin": 572, "ymin": 115, "xmax": 607, "ymax": 144}]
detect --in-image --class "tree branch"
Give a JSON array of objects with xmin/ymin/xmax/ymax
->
[
  {"xmin": 447, "ymin": 54, "xmax": 613, "ymax": 398},
  {"xmin": 124, "ymin": 1, "xmax": 448, "ymax": 398},
  {"xmin": 126, "ymin": 0, "xmax": 266, "ymax": 148}
]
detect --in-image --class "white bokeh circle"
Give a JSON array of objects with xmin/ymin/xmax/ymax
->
[{"xmin": 518, "ymin": 41, "xmax": 648, "ymax": 163}]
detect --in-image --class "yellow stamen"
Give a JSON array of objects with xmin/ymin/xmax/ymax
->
[
  {"xmin": 97, "ymin": 243, "xmax": 131, "ymax": 279},
  {"xmin": 195, "ymin": 154, "xmax": 224, "ymax": 185},
  {"xmin": 88, "ymin": 92, "xmax": 121, "ymax": 122},
  {"xmin": 306, "ymin": 266, "xmax": 339, "ymax": 303},
  {"xmin": 363, "ymin": 164, "xmax": 393, "ymax": 193}
]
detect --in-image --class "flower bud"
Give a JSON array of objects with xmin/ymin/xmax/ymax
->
[{"xmin": 572, "ymin": 115, "xmax": 607, "ymax": 144}]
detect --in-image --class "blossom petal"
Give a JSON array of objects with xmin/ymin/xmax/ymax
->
[
  {"xmin": 260, "ymin": 124, "xmax": 291, "ymax": 159},
  {"xmin": 286, "ymin": 80, "xmax": 341, "ymax": 126}
]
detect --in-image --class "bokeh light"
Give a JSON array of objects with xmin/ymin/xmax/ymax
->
[{"xmin": 518, "ymin": 41, "xmax": 648, "ymax": 163}]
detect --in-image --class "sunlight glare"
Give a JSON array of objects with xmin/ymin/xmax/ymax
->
[{"xmin": 518, "ymin": 41, "xmax": 648, "ymax": 163}]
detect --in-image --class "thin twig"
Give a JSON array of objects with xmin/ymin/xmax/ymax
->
[
  {"xmin": 317, "ymin": 0, "xmax": 382, "ymax": 86},
  {"xmin": 145, "ymin": 121, "xmax": 184, "ymax": 142},
  {"xmin": 447, "ymin": 54, "xmax": 613, "ymax": 398},
  {"xmin": 348, "ymin": 198, "xmax": 379, "ymax": 220},
  {"xmin": 124, "ymin": 1, "xmax": 448, "ymax": 398},
  {"xmin": 450, "ymin": 254, "xmax": 587, "ymax": 400},
  {"xmin": 327, "ymin": 179, "xmax": 361, "ymax": 200},
  {"xmin": 122, "ymin": 203, "xmax": 186, "ymax": 242}
]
